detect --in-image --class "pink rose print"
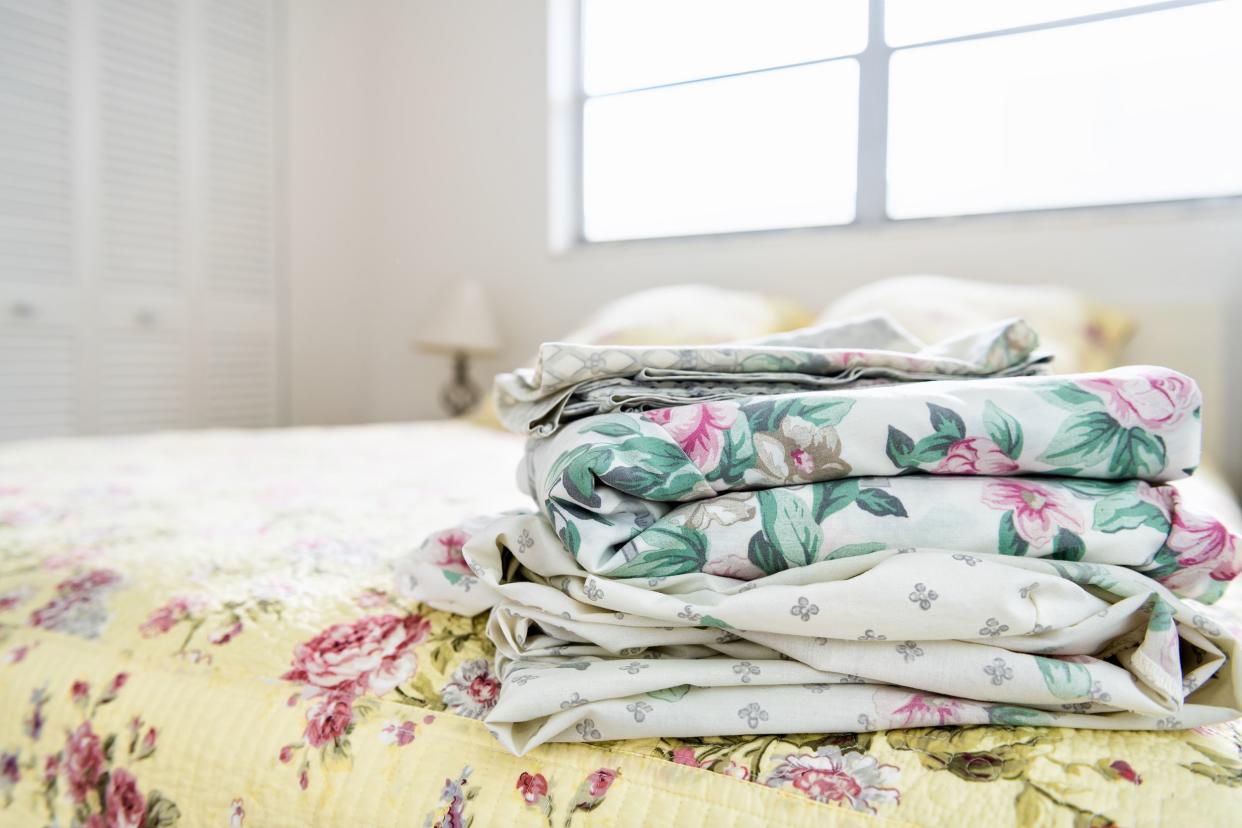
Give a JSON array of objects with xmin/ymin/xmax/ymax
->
[
  {"xmin": 1080, "ymin": 372, "xmax": 1198, "ymax": 432},
  {"xmin": 281, "ymin": 613, "xmax": 430, "ymax": 698},
  {"xmin": 208, "ymin": 620, "xmax": 244, "ymax": 645},
  {"xmin": 643, "ymin": 402, "xmax": 737, "ymax": 473},
  {"xmin": 766, "ymin": 746, "xmax": 900, "ymax": 814},
  {"xmin": 230, "ymin": 797, "xmax": 246, "ymax": 826},
  {"xmin": 935, "ymin": 437, "xmax": 1019, "ymax": 476},
  {"xmin": 0, "ymin": 585, "xmax": 35, "ymax": 613},
  {"xmin": 515, "ymin": 771, "xmax": 548, "ymax": 805},
  {"xmin": 105, "ymin": 767, "xmax": 146, "ymax": 828},
  {"xmin": 892, "ymin": 693, "xmax": 967, "ymax": 726},
  {"xmin": 586, "ymin": 767, "xmax": 618, "ymax": 798},
  {"xmin": 139, "ymin": 596, "xmax": 204, "ymax": 637},
  {"xmin": 721, "ymin": 761, "xmax": 750, "ymax": 780},
  {"xmin": 440, "ymin": 658, "xmax": 500, "ymax": 719},
  {"xmin": 982, "ymin": 480, "xmax": 1084, "ymax": 548},
  {"xmin": 432, "ymin": 530, "xmax": 472, "ymax": 575},
  {"xmin": 671, "ymin": 747, "xmax": 703, "ymax": 768},
  {"xmin": 64, "ymin": 721, "xmax": 106, "ymax": 803},
  {"xmin": 1107, "ymin": 760, "xmax": 1143, "ymax": 785},
  {"xmin": 1166, "ymin": 510, "xmax": 1240, "ymax": 583},
  {"xmin": 379, "ymin": 719, "xmax": 417, "ymax": 747},
  {"xmin": 304, "ymin": 693, "xmax": 354, "ymax": 748},
  {"xmin": 28, "ymin": 568, "xmax": 122, "ymax": 638},
  {"xmin": 71, "ymin": 680, "xmax": 89, "ymax": 704}
]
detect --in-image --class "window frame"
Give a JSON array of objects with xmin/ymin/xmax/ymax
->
[{"xmin": 564, "ymin": 0, "xmax": 1242, "ymax": 246}]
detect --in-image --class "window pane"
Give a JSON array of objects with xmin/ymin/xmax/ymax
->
[
  {"xmin": 886, "ymin": 0, "xmax": 1152, "ymax": 46},
  {"xmin": 582, "ymin": 0, "xmax": 867, "ymax": 95},
  {"xmin": 583, "ymin": 62, "xmax": 859, "ymax": 241},
  {"xmin": 887, "ymin": 2, "xmax": 1242, "ymax": 219}
]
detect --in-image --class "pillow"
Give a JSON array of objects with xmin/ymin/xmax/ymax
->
[
  {"xmin": 817, "ymin": 275, "xmax": 1134, "ymax": 374},
  {"xmin": 559, "ymin": 284, "xmax": 812, "ymax": 346},
  {"xmin": 464, "ymin": 285, "xmax": 813, "ymax": 428}
]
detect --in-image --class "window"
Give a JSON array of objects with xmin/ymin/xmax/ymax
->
[{"xmin": 576, "ymin": 0, "xmax": 1242, "ymax": 242}]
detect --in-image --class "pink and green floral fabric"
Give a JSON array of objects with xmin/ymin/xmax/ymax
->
[{"xmin": 519, "ymin": 365, "xmax": 1227, "ymax": 602}]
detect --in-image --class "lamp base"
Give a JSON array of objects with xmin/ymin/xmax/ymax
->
[{"xmin": 440, "ymin": 351, "xmax": 480, "ymax": 417}]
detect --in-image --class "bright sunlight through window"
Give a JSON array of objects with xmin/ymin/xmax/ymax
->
[{"xmin": 579, "ymin": 0, "xmax": 1242, "ymax": 242}]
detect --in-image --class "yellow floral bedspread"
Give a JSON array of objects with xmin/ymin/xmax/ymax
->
[{"xmin": 1, "ymin": 423, "xmax": 1240, "ymax": 827}]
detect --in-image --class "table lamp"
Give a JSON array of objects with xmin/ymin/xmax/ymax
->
[{"xmin": 416, "ymin": 280, "xmax": 501, "ymax": 416}]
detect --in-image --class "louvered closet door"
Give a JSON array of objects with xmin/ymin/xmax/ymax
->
[
  {"xmin": 96, "ymin": 0, "xmax": 190, "ymax": 433},
  {"xmin": 201, "ymin": 0, "xmax": 279, "ymax": 427},
  {"xmin": 0, "ymin": 0, "xmax": 79, "ymax": 438}
]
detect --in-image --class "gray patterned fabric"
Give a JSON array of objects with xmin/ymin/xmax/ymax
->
[{"xmin": 494, "ymin": 315, "xmax": 1050, "ymax": 436}]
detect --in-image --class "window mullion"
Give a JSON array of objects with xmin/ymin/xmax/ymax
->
[{"xmin": 855, "ymin": 0, "xmax": 890, "ymax": 224}]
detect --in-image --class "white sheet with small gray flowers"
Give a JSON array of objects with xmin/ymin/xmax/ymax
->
[{"xmin": 401, "ymin": 511, "xmax": 1242, "ymax": 756}]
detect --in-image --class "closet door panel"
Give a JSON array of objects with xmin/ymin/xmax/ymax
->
[
  {"xmin": 0, "ymin": 0, "xmax": 73, "ymax": 286},
  {"xmin": 0, "ymin": 285, "xmax": 79, "ymax": 439}
]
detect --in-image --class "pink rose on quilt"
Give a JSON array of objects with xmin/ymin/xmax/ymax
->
[
  {"xmin": 379, "ymin": 719, "xmax": 417, "ymax": 747},
  {"xmin": 63, "ymin": 721, "xmax": 106, "ymax": 803},
  {"xmin": 892, "ymin": 693, "xmax": 967, "ymax": 727},
  {"xmin": 105, "ymin": 767, "xmax": 146, "ymax": 828},
  {"xmin": 431, "ymin": 530, "xmax": 472, "ymax": 575},
  {"xmin": 721, "ymin": 760, "xmax": 749, "ymax": 780},
  {"xmin": 643, "ymin": 403, "xmax": 736, "ymax": 473},
  {"xmin": 586, "ymin": 767, "xmax": 618, "ymax": 797},
  {"xmin": 670, "ymin": 747, "xmax": 703, "ymax": 768},
  {"xmin": 139, "ymin": 595, "xmax": 205, "ymax": 637},
  {"xmin": 304, "ymin": 692, "xmax": 354, "ymax": 747},
  {"xmin": 440, "ymin": 658, "xmax": 500, "ymax": 719},
  {"xmin": 982, "ymin": 480, "xmax": 1084, "ymax": 548},
  {"xmin": 1079, "ymin": 372, "xmax": 1198, "ymax": 432},
  {"xmin": 935, "ymin": 438, "xmax": 1019, "ymax": 475},
  {"xmin": 515, "ymin": 771, "xmax": 548, "ymax": 805},
  {"xmin": 765, "ymin": 746, "xmax": 900, "ymax": 814},
  {"xmin": 281, "ymin": 613, "xmax": 431, "ymax": 697},
  {"xmin": 1166, "ymin": 510, "xmax": 1240, "ymax": 582}
]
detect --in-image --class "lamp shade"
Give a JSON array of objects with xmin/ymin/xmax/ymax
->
[{"xmin": 415, "ymin": 280, "xmax": 502, "ymax": 355}]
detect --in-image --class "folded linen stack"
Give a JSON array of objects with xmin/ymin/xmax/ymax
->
[{"xmin": 403, "ymin": 318, "xmax": 1242, "ymax": 756}]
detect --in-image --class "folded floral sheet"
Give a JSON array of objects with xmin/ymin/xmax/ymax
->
[
  {"xmin": 496, "ymin": 315, "xmax": 1048, "ymax": 435},
  {"xmin": 406, "ymin": 355, "xmax": 1242, "ymax": 756}
]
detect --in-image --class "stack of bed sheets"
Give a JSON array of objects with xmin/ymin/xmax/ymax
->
[{"xmin": 403, "ymin": 317, "xmax": 1242, "ymax": 756}]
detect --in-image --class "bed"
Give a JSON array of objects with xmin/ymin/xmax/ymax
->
[{"xmin": 2, "ymin": 420, "xmax": 1241, "ymax": 827}]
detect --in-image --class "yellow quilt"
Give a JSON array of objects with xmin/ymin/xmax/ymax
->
[{"xmin": 1, "ymin": 423, "xmax": 1240, "ymax": 827}]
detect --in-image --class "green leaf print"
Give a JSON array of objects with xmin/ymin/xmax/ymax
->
[
  {"xmin": 1092, "ymin": 486, "xmax": 1171, "ymax": 534},
  {"xmin": 1051, "ymin": 528, "xmax": 1086, "ymax": 562},
  {"xmin": 886, "ymin": 426, "xmax": 917, "ymax": 469},
  {"xmin": 983, "ymin": 400, "xmax": 1024, "ymax": 459},
  {"xmin": 609, "ymin": 526, "xmax": 709, "ymax": 578},
  {"xmin": 699, "ymin": 615, "xmax": 733, "ymax": 629},
  {"xmin": 747, "ymin": 530, "xmax": 789, "ymax": 576},
  {"xmin": 578, "ymin": 419, "xmax": 642, "ymax": 438},
  {"xmin": 1039, "ymin": 411, "xmax": 1122, "ymax": 469},
  {"xmin": 647, "ymin": 685, "xmax": 692, "ymax": 702},
  {"xmin": 707, "ymin": 417, "xmax": 757, "ymax": 485},
  {"xmin": 855, "ymin": 488, "xmax": 908, "ymax": 518},
  {"xmin": 811, "ymin": 478, "xmax": 860, "ymax": 523},
  {"xmin": 560, "ymin": 445, "xmax": 614, "ymax": 508},
  {"xmin": 549, "ymin": 495, "xmax": 614, "ymax": 526},
  {"xmin": 988, "ymin": 706, "xmax": 1055, "ymax": 726},
  {"xmin": 998, "ymin": 511, "xmax": 1030, "ymax": 556},
  {"xmin": 758, "ymin": 489, "xmax": 823, "ymax": 568},
  {"xmin": 829, "ymin": 542, "xmax": 888, "ymax": 559},
  {"xmin": 1108, "ymin": 427, "xmax": 1166, "ymax": 479},
  {"xmin": 1038, "ymin": 382, "xmax": 1108, "ymax": 411},
  {"xmin": 740, "ymin": 397, "xmax": 854, "ymax": 433},
  {"xmin": 1146, "ymin": 595, "xmax": 1175, "ymax": 632},
  {"xmin": 615, "ymin": 436, "xmax": 699, "ymax": 474},
  {"xmin": 927, "ymin": 403, "xmax": 966, "ymax": 440},
  {"xmin": 1034, "ymin": 656, "xmax": 1094, "ymax": 700},
  {"xmin": 559, "ymin": 520, "xmax": 581, "ymax": 555}
]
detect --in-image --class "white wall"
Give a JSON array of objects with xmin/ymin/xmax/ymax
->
[
  {"xmin": 285, "ymin": 0, "xmax": 381, "ymax": 425},
  {"xmin": 286, "ymin": 0, "xmax": 1242, "ymax": 482}
]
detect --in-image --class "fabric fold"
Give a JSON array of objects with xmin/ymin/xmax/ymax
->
[{"xmin": 497, "ymin": 316, "xmax": 1049, "ymax": 435}]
